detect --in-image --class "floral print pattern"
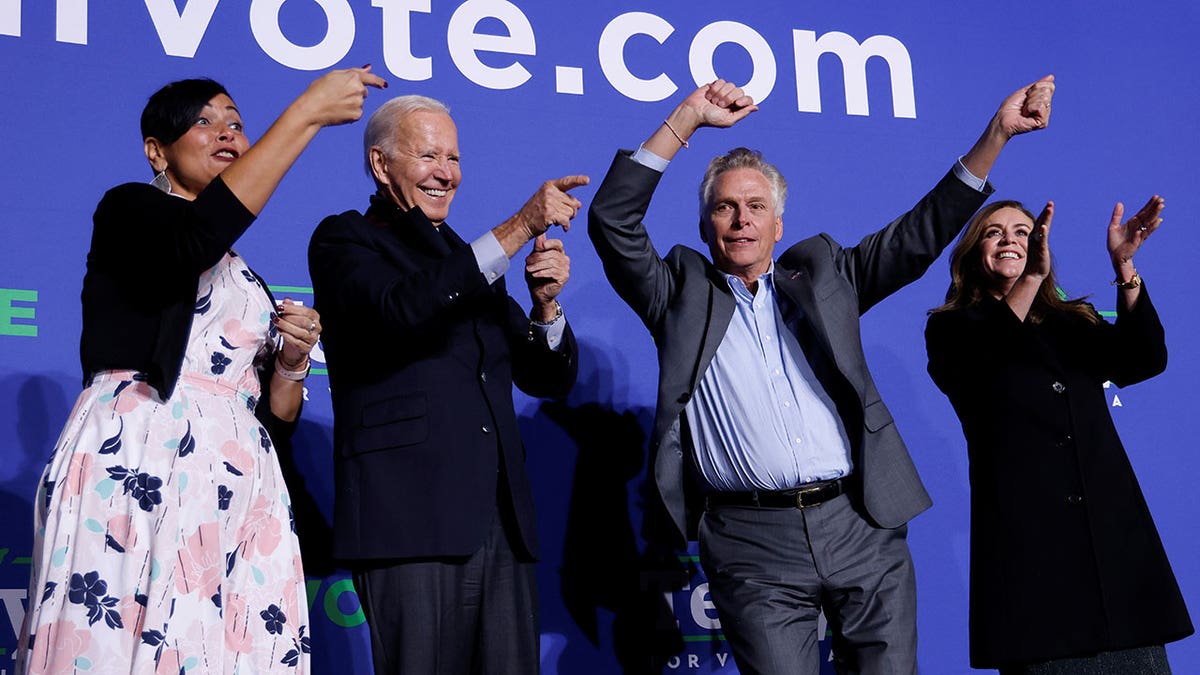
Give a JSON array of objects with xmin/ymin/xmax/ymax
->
[{"xmin": 17, "ymin": 253, "xmax": 309, "ymax": 673}]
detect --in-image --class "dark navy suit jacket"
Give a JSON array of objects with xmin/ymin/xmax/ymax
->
[{"xmin": 310, "ymin": 196, "xmax": 577, "ymax": 561}]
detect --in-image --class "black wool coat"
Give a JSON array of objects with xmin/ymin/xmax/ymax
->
[{"xmin": 925, "ymin": 289, "xmax": 1192, "ymax": 668}]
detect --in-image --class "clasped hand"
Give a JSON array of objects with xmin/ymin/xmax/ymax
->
[
  {"xmin": 525, "ymin": 235, "xmax": 570, "ymax": 314},
  {"xmin": 274, "ymin": 299, "xmax": 321, "ymax": 369}
]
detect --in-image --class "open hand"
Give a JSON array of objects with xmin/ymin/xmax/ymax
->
[{"xmin": 1108, "ymin": 195, "xmax": 1163, "ymax": 265}]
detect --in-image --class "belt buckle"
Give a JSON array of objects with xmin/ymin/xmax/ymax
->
[{"xmin": 794, "ymin": 484, "xmax": 824, "ymax": 509}]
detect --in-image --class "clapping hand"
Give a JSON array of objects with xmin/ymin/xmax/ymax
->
[
  {"xmin": 1108, "ymin": 195, "xmax": 1163, "ymax": 266},
  {"xmin": 1024, "ymin": 201, "xmax": 1054, "ymax": 280}
]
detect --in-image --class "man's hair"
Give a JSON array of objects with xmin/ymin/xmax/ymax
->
[
  {"xmin": 363, "ymin": 95, "xmax": 451, "ymax": 178},
  {"xmin": 698, "ymin": 147, "xmax": 788, "ymax": 219},
  {"xmin": 141, "ymin": 78, "xmax": 230, "ymax": 146}
]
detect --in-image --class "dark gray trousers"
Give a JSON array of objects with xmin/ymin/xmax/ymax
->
[
  {"xmin": 351, "ymin": 514, "xmax": 539, "ymax": 675},
  {"xmin": 699, "ymin": 492, "xmax": 916, "ymax": 675}
]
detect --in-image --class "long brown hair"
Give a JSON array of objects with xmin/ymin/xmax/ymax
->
[{"xmin": 931, "ymin": 200, "xmax": 1098, "ymax": 324}]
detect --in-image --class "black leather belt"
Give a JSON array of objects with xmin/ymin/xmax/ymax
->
[{"xmin": 705, "ymin": 478, "xmax": 848, "ymax": 510}]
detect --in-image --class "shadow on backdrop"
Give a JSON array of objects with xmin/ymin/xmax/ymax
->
[
  {"xmin": 279, "ymin": 418, "xmax": 336, "ymax": 578},
  {"xmin": 542, "ymin": 342, "xmax": 688, "ymax": 674},
  {"xmin": 282, "ymin": 416, "xmax": 376, "ymax": 674},
  {"xmin": 0, "ymin": 374, "xmax": 74, "ymax": 665}
]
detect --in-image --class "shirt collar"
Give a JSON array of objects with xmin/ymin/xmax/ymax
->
[{"xmin": 723, "ymin": 261, "xmax": 776, "ymax": 302}]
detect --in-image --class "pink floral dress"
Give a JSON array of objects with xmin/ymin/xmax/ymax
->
[{"xmin": 18, "ymin": 252, "xmax": 310, "ymax": 674}]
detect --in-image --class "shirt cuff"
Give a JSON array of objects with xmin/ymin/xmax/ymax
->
[
  {"xmin": 471, "ymin": 231, "xmax": 510, "ymax": 285},
  {"xmin": 631, "ymin": 145, "xmax": 670, "ymax": 173},
  {"xmin": 953, "ymin": 157, "xmax": 988, "ymax": 192},
  {"xmin": 529, "ymin": 312, "xmax": 566, "ymax": 352}
]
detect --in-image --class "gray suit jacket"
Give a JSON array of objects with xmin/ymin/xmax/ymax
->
[{"xmin": 588, "ymin": 150, "xmax": 990, "ymax": 547}]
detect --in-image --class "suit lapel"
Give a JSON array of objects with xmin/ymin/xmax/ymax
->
[
  {"xmin": 395, "ymin": 215, "xmax": 452, "ymax": 257},
  {"xmin": 692, "ymin": 264, "xmax": 736, "ymax": 393},
  {"xmin": 773, "ymin": 265, "xmax": 837, "ymax": 365}
]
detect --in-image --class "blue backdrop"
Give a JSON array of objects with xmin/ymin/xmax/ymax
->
[{"xmin": 1, "ymin": 1, "xmax": 1197, "ymax": 672}]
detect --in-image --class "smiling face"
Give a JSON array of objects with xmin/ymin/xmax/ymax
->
[
  {"xmin": 370, "ymin": 110, "xmax": 461, "ymax": 226},
  {"xmin": 145, "ymin": 94, "xmax": 247, "ymax": 201},
  {"xmin": 701, "ymin": 167, "xmax": 784, "ymax": 290},
  {"xmin": 978, "ymin": 206, "xmax": 1035, "ymax": 296}
]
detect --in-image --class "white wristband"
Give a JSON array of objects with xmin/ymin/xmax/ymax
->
[{"xmin": 275, "ymin": 356, "xmax": 310, "ymax": 381}]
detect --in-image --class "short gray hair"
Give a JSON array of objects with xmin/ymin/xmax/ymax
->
[
  {"xmin": 363, "ymin": 95, "xmax": 451, "ymax": 178},
  {"xmin": 698, "ymin": 147, "xmax": 788, "ymax": 219}
]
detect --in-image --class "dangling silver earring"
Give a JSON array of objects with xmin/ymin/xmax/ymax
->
[{"xmin": 150, "ymin": 169, "xmax": 172, "ymax": 194}]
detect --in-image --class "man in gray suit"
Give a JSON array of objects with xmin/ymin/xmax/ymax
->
[{"xmin": 587, "ymin": 77, "xmax": 1055, "ymax": 674}]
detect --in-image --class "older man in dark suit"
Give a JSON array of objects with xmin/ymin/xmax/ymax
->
[
  {"xmin": 309, "ymin": 95, "xmax": 584, "ymax": 674},
  {"xmin": 587, "ymin": 77, "xmax": 1054, "ymax": 674}
]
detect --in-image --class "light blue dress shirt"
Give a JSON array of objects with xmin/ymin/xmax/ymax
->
[
  {"xmin": 686, "ymin": 269, "xmax": 854, "ymax": 491},
  {"xmin": 630, "ymin": 146, "xmax": 987, "ymax": 491}
]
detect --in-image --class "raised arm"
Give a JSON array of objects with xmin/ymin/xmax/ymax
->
[
  {"xmin": 961, "ymin": 75, "xmax": 1055, "ymax": 180},
  {"xmin": 644, "ymin": 79, "xmax": 757, "ymax": 160},
  {"xmin": 1004, "ymin": 202, "xmax": 1054, "ymax": 321},
  {"xmin": 1071, "ymin": 198, "xmax": 1168, "ymax": 386},
  {"xmin": 103, "ymin": 68, "xmax": 387, "ymax": 285},
  {"xmin": 588, "ymin": 80, "xmax": 757, "ymax": 326},
  {"xmin": 221, "ymin": 67, "xmax": 387, "ymax": 215},
  {"xmin": 492, "ymin": 175, "xmax": 590, "ymax": 256},
  {"xmin": 826, "ymin": 76, "xmax": 1057, "ymax": 312},
  {"xmin": 492, "ymin": 176, "xmax": 589, "ymax": 322},
  {"xmin": 1107, "ymin": 195, "xmax": 1163, "ymax": 311}
]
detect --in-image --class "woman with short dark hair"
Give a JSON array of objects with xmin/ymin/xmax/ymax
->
[
  {"xmin": 16, "ymin": 67, "xmax": 384, "ymax": 674},
  {"xmin": 925, "ymin": 197, "xmax": 1193, "ymax": 673}
]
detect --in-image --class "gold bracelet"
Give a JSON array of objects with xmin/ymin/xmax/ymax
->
[
  {"xmin": 663, "ymin": 119, "xmax": 689, "ymax": 148},
  {"xmin": 1112, "ymin": 271, "xmax": 1142, "ymax": 289}
]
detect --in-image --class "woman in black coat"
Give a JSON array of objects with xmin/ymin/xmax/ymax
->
[{"xmin": 925, "ymin": 197, "xmax": 1192, "ymax": 673}]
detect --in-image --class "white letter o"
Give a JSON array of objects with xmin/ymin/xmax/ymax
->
[
  {"xmin": 250, "ymin": 0, "xmax": 355, "ymax": 70},
  {"xmin": 689, "ymin": 21, "xmax": 776, "ymax": 104}
]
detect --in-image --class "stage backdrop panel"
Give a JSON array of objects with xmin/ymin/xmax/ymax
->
[{"xmin": 1, "ymin": 1, "xmax": 1196, "ymax": 672}]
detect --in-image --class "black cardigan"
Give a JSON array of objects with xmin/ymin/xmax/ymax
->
[{"xmin": 77, "ymin": 176, "xmax": 294, "ymax": 439}]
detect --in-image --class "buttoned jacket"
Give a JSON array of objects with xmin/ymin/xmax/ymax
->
[{"xmin": 926, "ymin": 291, "xmax": 1193, "ymax": 667}]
